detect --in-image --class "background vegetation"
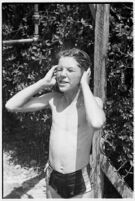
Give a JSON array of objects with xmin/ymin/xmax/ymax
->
[{"xmin": 2, "ymin": 3, "xmax": 133, "ymax": 190}]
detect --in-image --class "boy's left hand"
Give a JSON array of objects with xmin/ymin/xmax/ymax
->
[{"xmin": 80, "ymin": 68, "xmax": 91, "ymax": 85}]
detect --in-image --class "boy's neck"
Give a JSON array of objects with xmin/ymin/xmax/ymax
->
[{"xmin": 63, "ymin": 87, "xmax": 80, "ymax": 105}]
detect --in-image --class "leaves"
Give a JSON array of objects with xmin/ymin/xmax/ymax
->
[
  {"xmin": 2, "ymin": 4, "xmax": 133, "ymax": 187},
  {"xmin": 3, "ymin": 3, "xmax": 94, "ymax": 167},
  {"xmin": 104, "ymin": 4, "xmax": 133, "ymax": 185}
]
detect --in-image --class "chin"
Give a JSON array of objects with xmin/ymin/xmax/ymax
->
[
  {"xmin": 58, "ymin": 85, "xmax": 72, "ymax": 92},
  {"xmin": 59, "ymin": 86, "xmax": 78, "ymax": 93},
  {"xmin": 59, "ymin": 87, "xmax": 69, "ymax": 92}
]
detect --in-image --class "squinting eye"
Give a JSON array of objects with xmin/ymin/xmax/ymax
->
[
  {"xmin": 68, "ymin": 69, "xmax": 74, "ymax": 72},
  {"xmin": 57, "ymin": 68, "xmax": 62, "ymax": 72}
]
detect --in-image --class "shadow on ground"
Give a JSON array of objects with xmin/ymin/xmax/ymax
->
[{"xmin": 3, "ymin": 172, "xmax": 45, "ymax": 198}]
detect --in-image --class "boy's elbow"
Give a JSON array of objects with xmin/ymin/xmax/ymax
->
[
  {"xmin": 90, "ymin": 114, "xmax": 106, "ymax": 129},
  {"xmin": 91, "ymin": 121, "xmax": 104, "ymax": 129},
  {"xmin": 5, "ymin": 102, "xmax": 17, "ymax": 112}
]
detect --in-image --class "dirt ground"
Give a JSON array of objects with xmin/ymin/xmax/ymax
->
[
  {"xmin": 3, "ymin": 152, "xmax": 124, "ymax": 199},
  {"xmin": 3, "ymin": 152, "xmax": 47, "ymax": 199}
]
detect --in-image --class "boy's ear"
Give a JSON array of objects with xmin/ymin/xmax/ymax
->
[{"xmin": 87, "ymin": 68, "xmax": 91, "ymax": 76}]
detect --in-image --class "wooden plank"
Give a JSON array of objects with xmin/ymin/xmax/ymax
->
[
  {"xmin": 100, "ymin": 154, "xmax": 133, "ymax": 198},
  {"xmin": 90, "ymin": 130, "xmax": 104, "ymax": 197},
  {"xmin": 90, "ymin": 4, "xmax": 110, "ymax": 198},
  {"xmin": 94, "ymin": 4, "xmax": 110, "ymax": 101}
]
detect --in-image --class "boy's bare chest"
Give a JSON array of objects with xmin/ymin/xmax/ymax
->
[{"xmin": 51, "ymin": 102, "xmax": 87, "ymax": 129}]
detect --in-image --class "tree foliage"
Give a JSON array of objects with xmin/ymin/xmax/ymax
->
[
  {"xmin": 104, "ymin": 3, "xmax": 133, "ymax": 189},
  {"xmin": 2, "ymin": 3, "xmax": 94, "ymax": 167},
  {"xmin": 2, "ymin": 3, "xmax": 133, "ymax": 188}
]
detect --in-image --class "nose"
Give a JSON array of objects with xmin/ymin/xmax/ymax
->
[{"xmin": 60, "ymin": 68, "xmax": 67, "ymax": 77}]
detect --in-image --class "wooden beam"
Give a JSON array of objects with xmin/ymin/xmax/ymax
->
[
  {"xmin": 90, "ymin": 130, "xmax": 104, "ymax": 197},
  {"xmin": 90, "ymin": 4, "xmax": 110, "ymax": 198},
  {"xmin": 94, "ymin": 4, "xmax": 110, "ymax": 101},
  {"xmin": 100, "ymin": 154, "xmax": 133, "ymax": 198}
]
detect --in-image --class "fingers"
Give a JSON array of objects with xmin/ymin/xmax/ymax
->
[
  {"xmin": 46, "ymin": 65, "xmax": 58, "ymax": 77},
  {"xmin": 52, "ymin": 65, "xmax": 58, "ymax": 77},
  {"xmin": 50, "ymin": 65, "xmax": 58, "ymax": 73},
  {"xmin": 52, "ymin": 65, "xmax": 58, "ymax": 70}
]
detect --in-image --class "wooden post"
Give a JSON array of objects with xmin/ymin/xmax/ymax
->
[
  {"xmin": 90, "ymin": 4, "xmax": 110, "ymax": 198},
  {"xmin": 101, "ymin": 154, "xmax": 133, "ymax": 198},
  {"xmin": 94, "ymin": 4, "xmax": 109, "ymax": 101}
]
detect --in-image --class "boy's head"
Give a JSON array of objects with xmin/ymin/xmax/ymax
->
[
  {"xmin": 57, "ymin": 48, "xmax": 92, "ymax": 71},
  {"xmin": 55, "ymin": 48, "xmax": 91, "ymax": 93}
]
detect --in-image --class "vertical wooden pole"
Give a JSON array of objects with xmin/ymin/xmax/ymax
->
[
  {"xmin": 91, "ymin": 4, "xmax": 110, "ymax": 198},
  {"xmin": 94, "ymin": 4, "xmax": 109, "ymax": 101}
]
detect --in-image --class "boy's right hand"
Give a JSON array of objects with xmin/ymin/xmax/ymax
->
[{"xmin": 41, "ymin": 65, "xmax": 58, "ymax": 88}]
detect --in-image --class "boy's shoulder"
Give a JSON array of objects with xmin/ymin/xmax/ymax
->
[{"xmin": 49, "ymin": 91, "xmax": 63, "ymax": 105}]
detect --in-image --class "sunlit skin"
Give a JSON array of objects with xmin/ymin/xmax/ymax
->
[
  {"xmin": 5, "ymin": 55, "xmax": 106, "ymax": 198},
  {"xmin": 56, "ymin": 57, "xmax": 82, "ymax": 93},
  {"xmin": 49, "ymin": 57, "xmax": 93, "ymax": 174}
]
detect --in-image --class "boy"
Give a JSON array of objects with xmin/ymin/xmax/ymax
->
[{"xmin": 6, "ymin": 48, "xmax": 106, "ymax": 198}]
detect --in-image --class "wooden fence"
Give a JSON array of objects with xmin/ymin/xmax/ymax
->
[{"xmin": 90, "ymin": 4, "xmax": 133, "ymax": 198}]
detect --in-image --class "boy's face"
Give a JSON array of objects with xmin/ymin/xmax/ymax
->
[{"xmin": 56, "ymin": 56, "xmax": 83, "ymax": 92}]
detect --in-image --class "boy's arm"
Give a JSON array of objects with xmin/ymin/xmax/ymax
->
[
  {"xmin": 81, "ymin": 69, "xmax": 106, "ymax": 129},
  {"xmin": 5, "ymin": 66, "xmax": 57, "ymax": 112}
]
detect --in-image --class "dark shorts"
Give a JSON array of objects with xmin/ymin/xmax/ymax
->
[{"xmin": 44, "ymin": 162, "xmax": 92, "ymax": 198}]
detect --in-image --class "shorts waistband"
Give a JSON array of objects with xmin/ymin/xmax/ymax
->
[
  {"xmin": 47, "ymin": 162, "xmax": 90, "ymax": 177},
  {"xmin": 47, "ymin": 162, "xmax": 92, "ymax": 198}
]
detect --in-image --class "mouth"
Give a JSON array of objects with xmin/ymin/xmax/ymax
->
[{"xmin": 58, "ymin": 80, "xmax": 69, "ymax": 85}]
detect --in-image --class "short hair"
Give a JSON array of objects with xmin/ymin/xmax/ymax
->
[{"xmin": 57, "ymin": 48, "xmax": 92, "ymax": 70}]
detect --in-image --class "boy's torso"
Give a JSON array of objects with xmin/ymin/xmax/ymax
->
[{"xmin": 48, "ymin": 93, "xmax": 94, "ymax": 174}]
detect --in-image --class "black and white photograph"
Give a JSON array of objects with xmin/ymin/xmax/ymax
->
[{"xmin": 2, "ymin": 1, "xmax": 133, "ymax": 199}]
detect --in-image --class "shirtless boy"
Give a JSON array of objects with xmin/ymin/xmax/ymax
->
[{"xmin": 6, "ymin": 48, "xmax": 106, "ymax": 198}]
